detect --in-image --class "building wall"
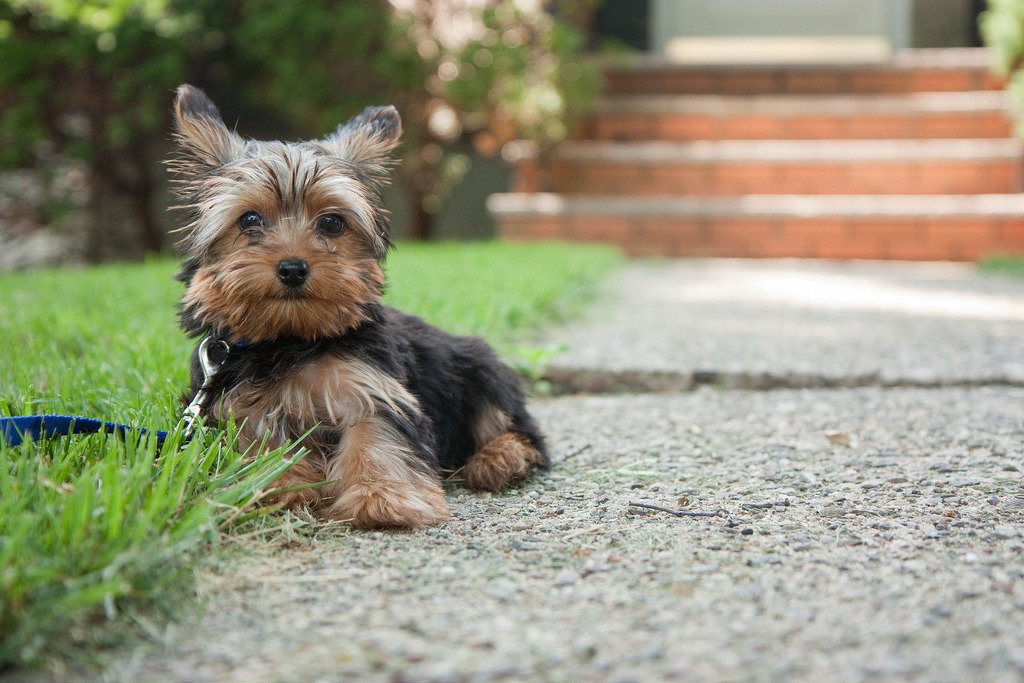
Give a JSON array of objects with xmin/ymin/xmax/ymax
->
[
  {"xmin": 912, "ymin": 0, "xmax": 984, "ymax": 47},
  {"xmin": 594, "ymin": 0, "xmax": 985, "ymax": 53},
  {"xmin": 650, "ymin": 0, "xmax": 912, "ymax": 53}
]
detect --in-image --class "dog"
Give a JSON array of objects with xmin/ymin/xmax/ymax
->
[{"xmin": 170, "ymin": 84, "xmax": 548, "ymax": 529}]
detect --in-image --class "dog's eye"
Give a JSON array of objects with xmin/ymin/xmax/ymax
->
[
  {"xmin": 316, "ymin": 213, "xmax": 347, "ymax": 236},
  {"xmin": 238, "ymin": 211, "xmax": 265, "ymax": 232}
]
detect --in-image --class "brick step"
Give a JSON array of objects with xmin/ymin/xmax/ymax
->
[
  {"xmin": 585, "ymin": 92, "xmax": 1013, "ymax": 141},
  {"xmin": 521, "ymin": 139, "xmax": 1024, "ymax": 196},
  {"xmin": 603, "ymin": 48, "xmax": 1004, "ymax": 96},
  {"xmin": 488, "ymin": 193, "xmax": 1024, "ymax": 261}
]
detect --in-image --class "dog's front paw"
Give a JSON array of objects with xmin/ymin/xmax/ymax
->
[
  {"xmin": 326, "ymin": 479, "xmax": 450, "ymax": 529},
  {"xmin": 464, "ymin": 432, "xmax": 544, "ymax": 492}
]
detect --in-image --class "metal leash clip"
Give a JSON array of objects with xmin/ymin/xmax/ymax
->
[{"xmin": 181, "ymin": 336, "xmax": 230, "ymax": 439}]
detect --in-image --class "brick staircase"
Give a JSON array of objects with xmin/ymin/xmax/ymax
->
[{"xmin": 489, "ymin": 49, "xmax": 1024, "ymax": 261}]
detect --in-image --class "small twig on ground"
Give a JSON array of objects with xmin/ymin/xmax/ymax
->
[
  {"xmin": 219, "ymin": 489, "xmax": 275, "ymax": 529},
  {"xmin": 561, "ymin": 443, "xmax": 593, "ymax": 460},
  {"xmin": 443, "ymin": 466, "xmax": 465, "ymax": 482},
  {"xmin": 628, "ymin": 501, "xmax": 725, "ymax": 518},
  {"xmin": 563, "ymin": 524, "xmax": 607, "ymax": 540},
  {"xmin": 741, "ymin": 499, "xmax": 791, "ymax": 511}
]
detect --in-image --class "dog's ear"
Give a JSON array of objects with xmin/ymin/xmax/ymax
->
[
  {"xmin": 172, "ymin": 84, "xmax": 244, "ymax": 168},
  {"xmin": 321, "ymin": 105, "xmax": 402, "ymax": 179}
]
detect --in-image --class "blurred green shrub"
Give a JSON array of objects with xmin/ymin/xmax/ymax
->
[
  {"xmin": 387, "ymin": 1, "xmax": 601, "ymax": 237},
  {"xmin": 981, "ymin": 0, "xmax": 1024, "ymax": 134},
  {"xmin": 0, "ymin": 0, "xmax": 599, "ymax": 259},
  {"xmin": 0, "ymin": 1, "xmax": 196, "ymax": 258}
]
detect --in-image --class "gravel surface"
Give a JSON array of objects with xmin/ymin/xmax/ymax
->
[
  {"xmin": 541, "ymin": 260, "xmax": 1024, "ymax": 387},
  {"xmin": 100, "ymin": 386, "xmax": 1024, "ymax": 682}
]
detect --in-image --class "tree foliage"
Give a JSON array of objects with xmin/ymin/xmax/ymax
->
[
  {"xmin": 981, "ymin": 0, "xmax": 1024, "ymax": 134},
  {"xmin": 0, "ymin": 0, "xmax": 196, "ymax": 257},
  {"xmin": 0, "ymin": 0, "xmax": 599, "ymax": 258},
  {"xmin": 389, "ymin": 1, "xmax": 600, "ymax": 234}
]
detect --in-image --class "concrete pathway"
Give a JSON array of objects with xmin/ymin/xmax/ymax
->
[
  {"xmin": 542, "ymin": 259, "xmax": 1024, "ymax": 390},
  {"xmin": 99, "ymin": 260, "xmax": 1023, "ymax": 682}
]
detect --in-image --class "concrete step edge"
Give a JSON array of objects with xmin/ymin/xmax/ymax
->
[
  {"xmin": 602, "ymin": 47, "xmax": 997, "ymax": 73},
  {"xmin": 487, "ymin": 193, "xmax": 1024, "ymax": 218},
  {"xmin": 552, "ymin": 139, "xmax": 1024, "ymax": 163},
  {"xmin": 592, "ymin": 91, "xmax": 1012, "ymax": 116}
]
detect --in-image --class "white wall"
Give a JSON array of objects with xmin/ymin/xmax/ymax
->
[{"xmin": 651, "ymin": 0, "xmax": 913, "ymax": 54}]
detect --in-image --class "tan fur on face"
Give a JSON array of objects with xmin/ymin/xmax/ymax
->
[
  {"xmin": 183, "ymin": 245, "xmax": 384, "ymax": 343},
  {"xmin": 176, "ymin": 149, "xmax": 390, "ymax": 259},
  {"xmin": 172, "ymin": 92, "xmax": 400, "ymax": 342},
  {"xmin": 171, "ymin": 86, "xmax": 396, "ymax": 261},
  {"xmin": 177, "ymin": 143, "xmax": 394, "ymax": 342},
  {"xmin": 463, "ymin": 432, "xmax": 543, "ymax": 492},
  {"xmin": 323, "ymin": 417, "xmax": 450, "ymax": 529}
]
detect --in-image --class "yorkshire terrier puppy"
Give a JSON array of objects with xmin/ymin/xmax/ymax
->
[{"xmin": 171, "ymin": 84, "xmax": 548, "ymax": 528}]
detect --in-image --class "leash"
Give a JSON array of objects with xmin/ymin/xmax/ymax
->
[
  {"xmin": 0, "ymin": 415, "xmax": 169, "ymax": 448},
  {"xmin": 0, "ymin": 336, "xmax": 226, "ymax": 448}
]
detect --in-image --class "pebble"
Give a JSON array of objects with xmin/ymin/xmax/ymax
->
[
  {"xmin": 484, "ymin": 580, "xmax": 518, "ymax": 602},
  {"xmin": 553, "ymin": 570, "xmax": 578, "ymax": 587},
  {"xmin": 738, "ymin": 584, "xmax": 764, "ymax": 601},
  {"xmin": 631, "ymin": 645, "xmax": 665, "ymax": 662}
]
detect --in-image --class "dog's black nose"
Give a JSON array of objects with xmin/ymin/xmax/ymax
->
[{"xmin": 277, "ymin": 259, "xmax": 309, "ymax": 288}]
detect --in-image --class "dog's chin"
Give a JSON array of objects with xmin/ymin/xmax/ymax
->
[
  {"xmin": 223, "ymin": 294, "xmax": 369, "ymax": 343},
  {"xmin": 276, "ymin": 289, "xmax": 308, "ymax": 302},
  {"xmin": 183, "ymin": 265, "xmax": 382, "ymax": 342}
]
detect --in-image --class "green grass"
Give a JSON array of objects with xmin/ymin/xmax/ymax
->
[
  {"xmin": 387, "ymin": 241, "xmax": 615, "ymax": 342},
  {"xmin": 0, "ymin": 241, "xmax": 620, "ymax": 669},
  {"xmin": 978, "ymin": 255, "xmax": 1024, "ymax": 278}
]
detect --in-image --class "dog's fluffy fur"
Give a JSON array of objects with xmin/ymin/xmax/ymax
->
[{"xmin": 172, "ymin": 84, "xmax": 547, "ymax": 528}]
